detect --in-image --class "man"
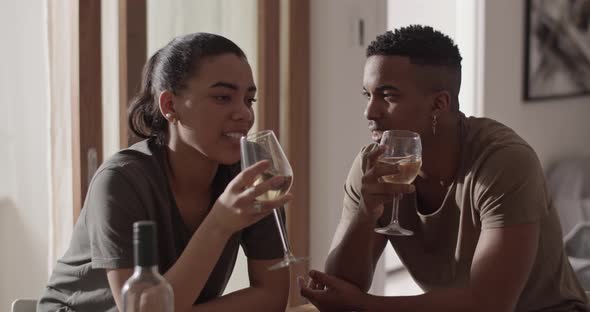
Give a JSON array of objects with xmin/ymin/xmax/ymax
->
[{"xmin": 300, "ymin": 25, "xmax": 588, "ymax": 311}]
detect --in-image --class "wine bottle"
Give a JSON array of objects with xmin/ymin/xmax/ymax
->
[{"xmin": 121, "ymin": 221, "xmax": 174, "ymax": 311}]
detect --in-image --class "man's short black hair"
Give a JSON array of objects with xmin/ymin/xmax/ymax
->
[
  {"xmin": 366, "ymin": 25, "xmax": 462, "ymax": 67},
  {"xmin": 367, "ymin": 25, "xmax": 463, "ymax": 111}
]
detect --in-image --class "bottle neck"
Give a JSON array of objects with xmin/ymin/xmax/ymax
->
[
  {"xmin": 133, "ymin": 265, "xmax": 159, "ymax": 275},
  {"xmin": 134, "ymin": 234, "xmax": 157, "ymax": 267}
]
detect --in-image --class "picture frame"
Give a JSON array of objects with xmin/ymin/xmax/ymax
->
[{"xmin": 523, "ymin": 0, "xmax": 590, "ymax": 101}]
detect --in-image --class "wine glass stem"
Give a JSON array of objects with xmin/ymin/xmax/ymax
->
[
  {"xmin": 273, "ymin": 209, "xmax": 293, "ymax": 256},
  {"xmin": 390, "ymin": 194, "xmax": 401, "ymax": 226}
]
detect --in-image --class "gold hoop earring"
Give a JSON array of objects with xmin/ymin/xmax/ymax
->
[{"xmin": 432, "ymin": 115, "xmax": 438, "ymax": 135}]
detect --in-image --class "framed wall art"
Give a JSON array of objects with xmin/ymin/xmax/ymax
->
[{"xmin": 524, "ymin": 0, "xmax": 590, "ymax": 100}]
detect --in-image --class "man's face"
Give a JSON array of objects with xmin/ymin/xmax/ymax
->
[{"xmin": 362, "ymin": 55, "xmax": 432, "ymax": 143}]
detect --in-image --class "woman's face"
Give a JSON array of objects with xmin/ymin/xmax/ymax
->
[{"xmin": 172, "ymin": 53, "xmax": 256, "ymax": 165}]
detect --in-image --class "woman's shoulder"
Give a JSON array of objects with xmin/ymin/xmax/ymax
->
[
  {"xmin": 95, "ymin": 138, "xmax": 165, "ymax": 184},
  {"xmin": 82, "ymin": 139, "xmax": 169, "ymax": 214}
]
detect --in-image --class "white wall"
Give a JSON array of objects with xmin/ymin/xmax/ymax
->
[
  {"xmin": 388, "ymin": 0, "xmax": 457, "ymax": 37},
  {"xmin": 388, "ymin": 0, "xmax": 483, "ymax": 117},
  {"xmin": 310, "ymin": 0, "xmax": 388, "ymax": 295},
  {"xmin": 0, "ymin": 0, "xmax": 50, "ymax": 308},
  {"xmin": 482, "ymin": 0, "xmax": 590, "ymax": 169}
]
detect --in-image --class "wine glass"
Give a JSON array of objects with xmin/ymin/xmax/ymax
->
[
  {"xmin": 374, "ymin": 130, "xmax": 422, "ymax": 236},
  {"xmin": 240, "ymin": 130, "xmax": 308, "ymax": 270}
]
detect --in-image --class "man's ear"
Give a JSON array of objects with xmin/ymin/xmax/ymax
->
[{"xmin": 431, "ymin": 90, "xmax": 451, "ymax": 116}]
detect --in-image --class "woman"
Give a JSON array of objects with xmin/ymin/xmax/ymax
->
[{"xmin": 38, "ymin": 33, "xmax": 292, "ymax": 312}]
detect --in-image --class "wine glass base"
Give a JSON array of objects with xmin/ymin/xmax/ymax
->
[
  {"xmin": 268, "ymin": 256, "xmax": 309, "ymax": 271},
  {"xmin": 375, "ymin": 225, "xmax": 413, "ymax": 236}
]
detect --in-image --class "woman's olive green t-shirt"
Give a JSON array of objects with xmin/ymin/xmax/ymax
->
[{"xmin": 38, "ymin": 139, "xmax": 284, "ymax": 312}]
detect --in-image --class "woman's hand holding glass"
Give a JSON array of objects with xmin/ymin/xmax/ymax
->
[
  {"xmin": 241, "ymin": 130, "xmax": 308, "ymax": 270},
  {"xmin": 209, "ymin": 160, "xmax": 293, "ymax": 236}
]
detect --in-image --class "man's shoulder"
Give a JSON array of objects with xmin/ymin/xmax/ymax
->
[
  {"xmin": 464, "ymin": 116, "xmax": 530, "ymax": 150},
  {"xmin": 463, "ymin": 116, "xmax": 537, "ymax": 168},
  {"xmin": 461, "ymin": 116, "xmax": 545, "ymax": 192}
]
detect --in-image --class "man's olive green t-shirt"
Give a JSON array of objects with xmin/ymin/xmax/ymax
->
[
  {"xmin": 38, "ymin": 139, "xmax": 284, "ymax": 312},
  {"xmin": 342, "ymin": 116, "xmax": 588, "ymax": 311}
]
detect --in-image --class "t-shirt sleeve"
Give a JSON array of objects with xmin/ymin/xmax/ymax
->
[
  {"xmin": 240, "ymin": 208, "xmax": 286, "ymax": 260},
  {"xmin": 342, "ymin": 144, "xmax": 378, "ymax": 222},
  {"xmin": 326, "ymin": 144, "xmax": 380, "ymax": 249},
  {"xmin": 85, "ymin": 168, "xmax": 145, "ymax": 269},
  {"xmin": 474, "ymin": 144, "xmax": 549, "ymax": 229}
]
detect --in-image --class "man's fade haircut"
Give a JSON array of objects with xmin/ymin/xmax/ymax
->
[{"xmin": 366, "ymin": 25, "xmax": 463, "ymax": 111}]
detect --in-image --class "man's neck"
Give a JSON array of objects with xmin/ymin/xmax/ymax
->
[{"xmin": 420, "ymin": 114, "xmax": 462, "ymax": 186}]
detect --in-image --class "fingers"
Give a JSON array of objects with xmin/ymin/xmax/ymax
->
[
  {"xmin": 299, "ymin": 271, "xmax": 344, "ymax": 306},
  {"xmin": 297, "ymin": 275, "xmax": 326, "ymax": 292},
  {"xmin": 300, "ymin": 285, "xmax": 323, "ymax": 303},
  {"xmin": 371, "ymin": 160, "xmax": 401, "ymax": 180},
  {"xmin": 308, "ymin": 270, "xmax": 339, "ymax": 288},
  {"xmin": 297, "ymin": 276, "xmax": 324, "ymax": 302},
  {"xmin": 239, "ymin": 174, "xmax": 293, "ymax": 214},
  {"xmin": 310, "ymin": 279, "xmax": 325, "ymax": 290},
  {"xmin": 230, "ymin": 160, "xmax": 271, "ymax": 191},
  {"xmin": 364, "ymin": 157, "xmax": 410, "ymax": 184},
  {"xmin": 297, "ymin": 276, "xmax": 307, "ymax": 290},
  {"xmin": 299, "ymin": 271, "xmax": 340, "ymax": 301},
  {"xmin": 363, "ymin": 145, "xmax": 386, "ymax": 169},
  {"xmin": 243, "ymin": 175, "xmax": 289, "ymax": 199},
  {"xmin": 249, "ymin": 194, "xmax": 294, "ymax": 215}
]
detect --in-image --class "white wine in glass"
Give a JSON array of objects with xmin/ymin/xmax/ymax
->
[
  {"xmin": 378, "ymin": 156, "xmax": 422, "ymax": 184},
  {"xmin": 375, "ymin": 130, "xmax": 422, "ymax": 236},
  {"xmin": 252, "ymin": 172, "xmax": 293, "ymax": 201},
  {"xmin": 240, "ymin": 130, "xmax": 308, "ymax": 270}
]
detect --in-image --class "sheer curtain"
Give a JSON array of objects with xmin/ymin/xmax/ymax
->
[
  {"xmin": 46, "ymin": 0, "xmax": 77, "ymax": 270},
  {"xmin": 0, "ymin": 0, "xmax": 51, "ymax": 307}
]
